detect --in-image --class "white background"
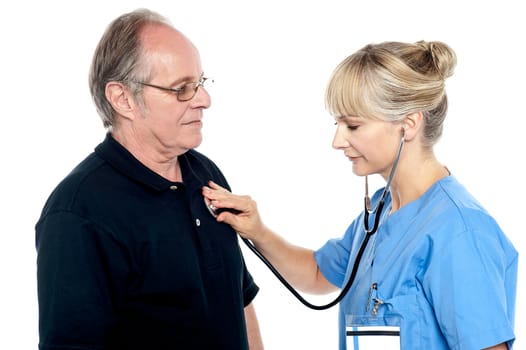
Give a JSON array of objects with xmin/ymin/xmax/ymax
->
[{"xmin": 1, "ymin": 1, "xmax": 524, "ymax": 349}]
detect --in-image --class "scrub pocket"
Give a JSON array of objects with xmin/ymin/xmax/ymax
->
[{"xmin": 345, "ymin": 315, "xmax": 401, "ymax": 350}]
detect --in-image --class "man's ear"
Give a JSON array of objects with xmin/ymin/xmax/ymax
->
[
  {"xmin": 105, "ymin": 82, "xmax": 136, "ymax": 121},
  {"xmin": 401, "ymin": 111, "xmax": 424, "ymax": 141}
]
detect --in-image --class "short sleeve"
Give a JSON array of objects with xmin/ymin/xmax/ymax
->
[
  {"xmin": 314, "ymin": 217, "xmax": 363, "ymax": 288},
  {"xmin": 423, "ymin": 219, "xmax": 517, "ymax": 349},
  {"xmin": 36, "ymin": 211, "xmax": 130, "ymax": 348},
  {"xmin": 240, "ymin": 255, "xmax": 259, "ymax": 307}
]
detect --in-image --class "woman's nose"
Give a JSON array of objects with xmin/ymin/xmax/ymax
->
[{"xmin": 332, "ymin": 125, "xmax": 350, "ymax": 150}]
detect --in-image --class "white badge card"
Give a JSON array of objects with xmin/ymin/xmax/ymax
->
[{"xmin": 346, "ymin": 326, "xmax": 400, "ymax": 350}]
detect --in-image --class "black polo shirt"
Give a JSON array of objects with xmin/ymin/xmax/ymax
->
[{"xmin": 36, "ymin": 133, "xmax": 259, "ymax": 350}]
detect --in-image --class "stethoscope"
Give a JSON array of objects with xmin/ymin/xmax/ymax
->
[{"xmin": 206, "ymin": 129, "xmax": 405, "ymax": 310}]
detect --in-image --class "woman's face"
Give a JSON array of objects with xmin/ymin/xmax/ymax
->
[{"xmin": 332, "ymin": 115, "xmax": 402, "ymax": 179}]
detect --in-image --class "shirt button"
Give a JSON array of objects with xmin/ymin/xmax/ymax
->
[
  {"xmin": 169, "ymin": 185, "xmax": 178, "ymax": 190},
  {"xmin": 195, "ymin": 218, "xmax": 201, "ymax": 227}
]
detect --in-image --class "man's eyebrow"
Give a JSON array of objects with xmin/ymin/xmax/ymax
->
[{"xmin": 168, "ymin": 72, "xmax": 204, "ymax": 86}]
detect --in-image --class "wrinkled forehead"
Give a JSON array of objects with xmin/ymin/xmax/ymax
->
[{"xmin": 140, "ymin": 23, "xmax": 202, "ymax": 79}]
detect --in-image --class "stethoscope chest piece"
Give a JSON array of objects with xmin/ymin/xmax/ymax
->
[
  {"xmin": 204, "ymin": 197, "xmax": 241, "ymax": 218},
  {"xmin": 204, "ymin": 197, "xmax": 219, "ymax": 218}
]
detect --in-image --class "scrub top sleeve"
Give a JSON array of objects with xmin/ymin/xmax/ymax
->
[
  {"xmin": 315, "ymin": 237, "xmax": 353, "ymax": 288},
  {"xmin": 36, "ymin": 211, "xmax": 129, "ymax": 347},
  {"xmin": 425, "ymin": 225, "xmax": 516, "ymax": 349},
  {"xmin": 315, "ymin": 210, "xmax": 370, "ymax": 288}
]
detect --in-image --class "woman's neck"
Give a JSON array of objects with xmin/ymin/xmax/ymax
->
[{"xmin": 388, "ymin": 157, "xmax": 449, "ymax": 213}]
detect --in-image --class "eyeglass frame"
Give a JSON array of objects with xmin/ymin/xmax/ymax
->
[{"xmin": 133, "ymin": 76, "xmax": 213, "ymax": 102}]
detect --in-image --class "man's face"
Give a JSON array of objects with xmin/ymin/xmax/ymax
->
[{"xmin": 132, "ymin": 24, "xmax": 211, "ymax": 159}]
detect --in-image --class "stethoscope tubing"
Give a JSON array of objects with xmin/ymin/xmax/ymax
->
[
  {"xmin": 241, "ymin": 225, "xmax": 378, "ymax": 310},
  {"xmin": 213, "ymin": 130, "xmax": 405, "ymax": 310}
]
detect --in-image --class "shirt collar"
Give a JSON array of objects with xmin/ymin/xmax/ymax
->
[{"xmin": 95, "ymin": 133, "xmax": 189, "ymax": 192}]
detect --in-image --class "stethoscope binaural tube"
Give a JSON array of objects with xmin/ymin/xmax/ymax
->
[{"xmin": 206, "ymin": 129, "xmax": 405, "ymax": 310}]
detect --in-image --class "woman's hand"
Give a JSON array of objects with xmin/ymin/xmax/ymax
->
[{"xmin": 202, "ymin": 181, "xmax": 267, "ymax": 243}]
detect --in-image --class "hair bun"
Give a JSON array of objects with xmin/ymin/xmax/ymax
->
[{"xmin": 418, "ymin": 40, "xmax": 457, "ymax": 80}]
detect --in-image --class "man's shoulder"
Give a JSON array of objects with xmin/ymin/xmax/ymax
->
[{"xmin": 38, "ymin": 153, "xmax": 107, "ymax": 215}]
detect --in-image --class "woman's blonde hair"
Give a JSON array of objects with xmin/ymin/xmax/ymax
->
[{"xmin": 325, "ymin": 40, "xmax": 457, "ymax": 146}]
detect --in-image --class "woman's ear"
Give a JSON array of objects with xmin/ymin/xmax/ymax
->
[
  {"xmin": 401, "ymin": 111, "xmax": 424, "ymax": 141},
  {"xmin": 105, "ymin": 82, "xmax": 136, "ymax": 121}
]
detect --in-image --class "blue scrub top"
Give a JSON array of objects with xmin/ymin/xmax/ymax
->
[{"xmin": 315, "ymin": 175, "xmax": 517, "ymax": 349}]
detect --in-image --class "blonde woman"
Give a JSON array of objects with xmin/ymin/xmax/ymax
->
[{"xmin": 203, "ymin": 41, "xmax": 517, "ymax": 350}]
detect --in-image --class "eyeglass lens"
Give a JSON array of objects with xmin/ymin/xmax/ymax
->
[{"xmin": 178, "ymin": 78, "xmax": 213, "ymax": 101}]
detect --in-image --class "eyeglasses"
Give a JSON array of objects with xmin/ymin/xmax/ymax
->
[{"xmin": 134, "ymin": 76, "xmax": 213, "ymax": 102}]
